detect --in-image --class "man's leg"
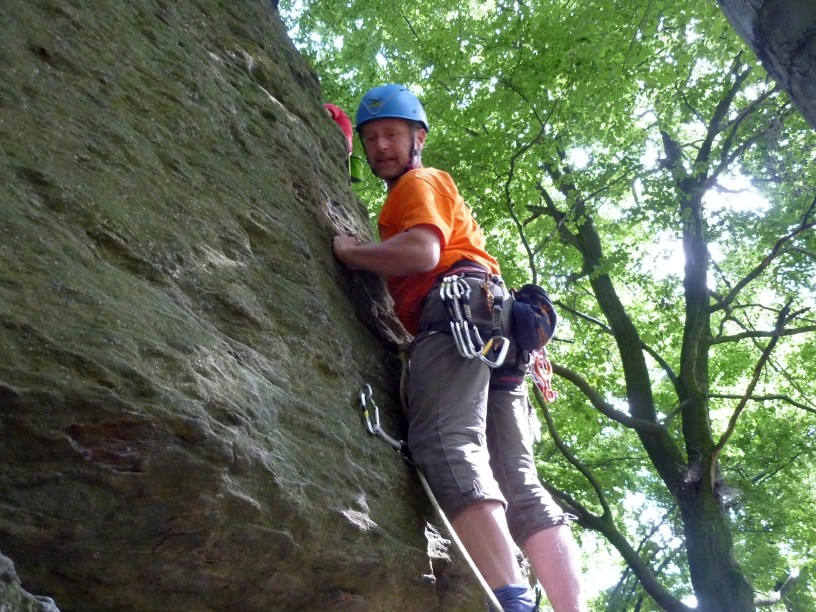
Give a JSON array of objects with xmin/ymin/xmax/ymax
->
[
  {"xmin": 523, "ymin": 525, "xmax": 586, "ymax": 612},
  {"xmin": 408, "ymin": 327, "xmax": 534, "ymax": 608},
  {"xmin": 451, "ymin": 499, "xmax": 523, "ymax": 588},
  {"xmin": 485, "ymin": 366, "xmax": 586, "ymax": 611}
]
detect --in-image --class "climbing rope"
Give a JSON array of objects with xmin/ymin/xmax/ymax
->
[{"xmin": 358, "ymin": 384, "xmax": 505, "ymax": 612}]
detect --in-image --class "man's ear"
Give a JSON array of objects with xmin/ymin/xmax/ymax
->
[{"xmin": 415, "ymin": 128, "xmax": 427, "ymax": 151}]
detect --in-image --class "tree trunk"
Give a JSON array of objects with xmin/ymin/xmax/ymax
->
[
  {"xmin": 679, "ymin": 487, "xmax": 755, "ymax": 611},
  {"xmin": 718, "ymin": 0, "xmax": 816, "ymax": 130},
  {"xmin": 676, "ymin": 162, "xmax": 757, "ymax": 612}
]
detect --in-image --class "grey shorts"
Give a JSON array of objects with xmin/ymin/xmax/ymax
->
[{"xmin": 406, "ymin": 274, "xmax": 569, "ymax": 546}]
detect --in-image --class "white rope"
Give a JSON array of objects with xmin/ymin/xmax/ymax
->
[
  {"xmin": 416, "ymin": 469, "xmax": 505, "ymax": 612},
  {"xmin": 359, "ymin": 385, "xmax": 504, "ymax": 611}
]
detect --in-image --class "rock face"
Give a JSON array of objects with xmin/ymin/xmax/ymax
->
[
  {"xmin": 0, "ymin": 552, "xmax": 59, "ymax": 612},
  {"xmin": 718, "ymin": 0, "xmax": 816, "ymax": 129},
  {"xmin": 0, "ymin": 1, "xmax": 482, "ymax": 610}
]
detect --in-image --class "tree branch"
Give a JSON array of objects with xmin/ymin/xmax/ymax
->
[
  {"xmin": 554, "ymin": 302, "xmax": 681, "ymax": 395},
  {"xmin": 535, "ymin": 387, "xmax": 614, "ymax": 520},
  {"xmin": 496, "ymin": 87, "xmax": 565, "ymax": 284},
  {"xmin": 711, "ymin": 299, "xmax": 792, "ymax": 473},
  {"xmin": 551, "ymin": 363, "xmax": 666, "ymax": 436},
  {"xmin": 609, "ymin": 506, "xmax": 684, "ymax": 609},
  {"xmin": 709, "ymin": 393, "xmax": 816, "ymax": 416},
  {"xmin": 711, "ymin": 324, "xmax": 816, "ymax": 344},
  {"xmin": 532, "ymin": 180, "xmax": 582, "ymax": 253},
  {"xmin": 554, "ymin": 301, "xmax": 611, "ymax": 332},
  {"xmin": 536, "ymin": 415, "xmax": 693, "ymax": 612},
  {"xmin": 706, "ymin": 85, "xmax": 781, "ymax": 183},
  {"xmin": 713, "ymin": 211, "xmax": 816, "ymax": 312},
  {"xmin": 788, "ymin": 245, "xmax": 816, "ymax": 260},
  {"xmin": 695, "ymin": 57, "xmax": 752, "ymax": 168},
  {"xmin": 755, "ymin": 568, "xmax": 804, "ymax": 608}
]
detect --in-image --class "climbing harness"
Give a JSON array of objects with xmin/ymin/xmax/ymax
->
[
  {"xmin": 439, "ymin": 275, "xmax": 509, "ymax": 368},
  {"xmin": 358, "ymin": 384, "xmax": 506, "ymax": 612},
  {"xmin": 531, "ymin": 349, "xmax": 558, "ymax": 403}
]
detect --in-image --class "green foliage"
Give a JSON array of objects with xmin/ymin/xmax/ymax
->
[{"xmin": 282, "ymin": 0, "xmax": 816, "ymax": 609}]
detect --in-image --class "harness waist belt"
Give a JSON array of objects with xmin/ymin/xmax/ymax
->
[{"xmin": 438, "ymin": 259, "xmax": 490, "ymax": 281}]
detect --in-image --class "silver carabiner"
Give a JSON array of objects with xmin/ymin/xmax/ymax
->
[
  {"xmin": 450, "ymin": 321, "xmax": 471, "ymax": 358},
  {"xmin": 478, "ymin": 337, "xmax": 510, "ymax": 368},
  {"xmin": 439, "ymin": 277, "xmax": 450, "ymax": 301},
  {"xmin": 359, "ymin": 384, "xmax": 378, "ymax": 436},
  {"xmin": 457, "ymin": 276, "xmax": 471, "ymax": 300},
  {"xmin": 441, "ymin": 275, "xmax": 458, "ymax": 301},
  {"xmin": 359, "ymin": 385, "xmax": 404, "ymax": 453},
  {"xmin": 465, "ymin": 321, "xmax": 484, "ymax": 355}
]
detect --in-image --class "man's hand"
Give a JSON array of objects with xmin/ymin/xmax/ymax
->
[
  {"xmin": 333, "ymin": 235, "xmax": 363, "ymax": 269},
  {"xmin": 332, "ymin": 225, "xmax": 441, "ymax": 276}
]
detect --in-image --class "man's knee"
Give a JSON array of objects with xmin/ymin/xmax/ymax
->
[{"xmin": 506, "ymin": 494, "xmax": 573, "ymax": 544}]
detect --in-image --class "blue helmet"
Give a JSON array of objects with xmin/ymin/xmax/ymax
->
[{"xmin": 355, "ymin": 84, "xmax": 429, "ymax": 134}]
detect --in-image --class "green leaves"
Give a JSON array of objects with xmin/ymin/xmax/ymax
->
[{"xmin": 282, "ymin": 0, "xmax": 816, "ymax": 608}]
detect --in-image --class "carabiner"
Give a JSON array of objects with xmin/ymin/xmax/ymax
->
[
  {"xmin": 450, "ymin": 320, "xmax": 471, "ymax": 358},
  {"xmin": 478, "ymin": 336, "xmax": 510, "ymax": 368},
  {"xmin": 359, "ymin": 385, "xmax": 404, "ymax": 453},
  {"xmin": 359, "ymin": 384, "xmax": 378, "ymax": 436},
  {"xmin": 458, "ymin": 277, "xmax": 471, "ymax": 301}
]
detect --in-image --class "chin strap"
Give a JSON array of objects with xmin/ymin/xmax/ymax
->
[{"xmin": 404, "ymin": 128, "xmax": 423, "ymax": 173}]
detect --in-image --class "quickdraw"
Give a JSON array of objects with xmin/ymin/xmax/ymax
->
[
  {"xmin": 359, "ymin": 384, "xmax": 410, "ymax": 458},
  {"xmin": 439, "ymin": 275, "xmax": 509, "ymax": 369},
  {"xmin": 358, "ymin": 384, "xmax": 505, "ymax": 612},
  {"xmin": 531, "ymin": 348, "xmax": 558, "ymax": 403}
]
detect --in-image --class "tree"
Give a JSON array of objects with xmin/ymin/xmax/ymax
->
[
  {"xmin": 718, "ymin": 0, "xmax": 816, "ymax": 131},
  {"xmin": 282, "ymin": 0, "xmax": 816, "ymax": 609}
]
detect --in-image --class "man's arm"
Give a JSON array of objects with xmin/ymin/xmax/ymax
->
[{"xmin": 333, "ymin": 224, "xmax": 441, "ymax": 276}]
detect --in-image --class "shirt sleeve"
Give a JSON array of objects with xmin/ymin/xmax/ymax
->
[{"xmin": 385, "ymin": 175, "xmax": 455, "ymax": 249}]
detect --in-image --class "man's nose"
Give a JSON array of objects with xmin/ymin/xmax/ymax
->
[{"xmin": 372, "ymin": 135, "xmax": 389, "ymax": 151}]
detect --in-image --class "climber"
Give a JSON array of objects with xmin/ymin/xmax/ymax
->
[
  {"xmin": 332, "ymin": 84, "xmax": 586, "ymax": 612},
  {"xmin": 324, "ymin": 102, "xmax": 362, "ymax": 183}
]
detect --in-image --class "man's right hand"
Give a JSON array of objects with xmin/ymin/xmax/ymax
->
[
  {"xmin": 333, "ymin": 235, "xmax": 363, "ymax": 269},
  {"xmin": 332, "ymin": 226, "xmax": 441, "ymax": 276}
]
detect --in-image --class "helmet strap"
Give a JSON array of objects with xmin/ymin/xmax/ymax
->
[{"xmin": 405, "ymin": 125, "xmax": 423, "ymax": 172}]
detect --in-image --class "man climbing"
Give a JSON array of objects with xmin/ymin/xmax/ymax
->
[{"xmin": 332, "ymin": 84, "xmax": 586, "ymax": 612}]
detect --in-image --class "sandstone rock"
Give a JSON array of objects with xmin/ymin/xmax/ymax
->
[
  {"xmin": 0, "ymin": 1, "xmax": 484, "ymax": 609},
  {"xmin": 0, "ymin": 552, "xmax": 60, "ymax": 611}
]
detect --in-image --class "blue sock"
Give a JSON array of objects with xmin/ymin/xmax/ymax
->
[{"xmin": 491, "ymin": 583, "xmax": 536, "ymax": 612}]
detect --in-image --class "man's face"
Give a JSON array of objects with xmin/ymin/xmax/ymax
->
[{"xmin": 360, "ymin": 118, "xmax": 425, "ymax": 181}]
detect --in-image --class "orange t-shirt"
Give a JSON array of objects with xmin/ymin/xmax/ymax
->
[{"xmin": 378, "ymin": 167, "xmax": 500, "ymax": 334}]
